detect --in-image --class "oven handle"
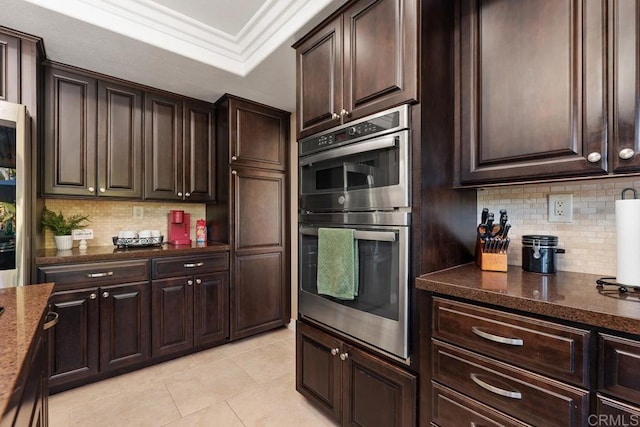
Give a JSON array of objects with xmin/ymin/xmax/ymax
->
[
  {"xmin": 299, "ymin": 136, "xmax": 398, "ymax": 166},
  {"xmin": 299, "ymin": 227, "xmax": 396, "ymax": 242}
]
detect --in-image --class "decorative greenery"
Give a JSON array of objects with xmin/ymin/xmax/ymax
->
[{"xmin": 41, "ymin": 207, "xmax": 90, "ymax": 236}]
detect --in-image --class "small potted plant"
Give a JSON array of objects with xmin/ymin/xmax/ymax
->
[{"xmin": 41, "ymin": 207, "xmax": 90, "ymax": 250}]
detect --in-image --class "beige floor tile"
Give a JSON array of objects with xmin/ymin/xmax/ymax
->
[
  {"xmin": 227, "ymin": 372, "xmax": 339, "ymax": 427},
  {"xmin": 232, "ymin": 341, "xmax": 296, "ymax": 384},
  {"xmin": 116, "ymin": 354, "xmax": 198, "ymax": 391},
  {"xmin": 49, "ymin": 376, "xmax": 123, "ymax": 412},
  {"xmin": 48, "ymin": 408, "xmax": 71, "ymax": 427},
  {"xmin": 161, "ymin": 401, "xmax": 244, "ymax": 427},
  {"xmin": 189, "ymin": 337, "xmax": 260, "ymax": 366},
  {"xmin": 247, "ymin": 326, "xmax": 295, "ymax": 347},
  {"xmin": 163, "ymin": 358, "xmax": 258, "ymax": 417},
  {"xmin": 68, "ymin": 381, "xmax": 180, "ymax": 427}
]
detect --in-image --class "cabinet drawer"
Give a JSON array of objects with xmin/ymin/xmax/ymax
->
[
  {"xmin": 39, "ymin": 260, "xmax": 149, "ymax": 290},
  {"xmin": 432, "ymin": 297, "xmax": 590, "ymax": 386},
  {"xmin": 432, "ymin": 340, "xmax": 589, "ymax": 426},
  {"xmin": 151, "ymin": 253, "xmax": 229, "ymax": 278},
  {"xmin": 597, "ymin": 394, "xmax": 640, "ymax": 418},
  {"xmin": 432, "ymin": 382, "xmax": 528, "ymax": 427},
  {"xmin": 599, "ymin": 333, "xmax": 640, "ymax": 403}
]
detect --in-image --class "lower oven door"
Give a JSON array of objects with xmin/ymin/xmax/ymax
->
[{"xmin": 298, "ymin": 212, "xmax": 410, "ymax": 361}]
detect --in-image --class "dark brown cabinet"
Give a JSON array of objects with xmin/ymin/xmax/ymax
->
[
  {"xmin": 598, "ymin": 333, "xmax": 640, "ymax": 416},
  {"xmin": 210, "ymin": 94, "xmax": 290, "ymax": 341},
  {"xmin": 610, "ymin": 0, "xmax": 640, "ymax": 172},
  {"xmin": 294, "ymin": 0, "xmax": 418, "ymax": 139},
  {"xmin": 144, "ymin": 93, "xmax": 215, "ymax": 202},
  {"xmin": 43, "ymin": 65, "xmax": 144, "ymax": 198},
  {"xmin": 39, "ymin": 260, "xmax": 150, "ymax": 392},
  {"xmin": 296, "ymin": 321, "xmax": 416, "ymax": 426},
  {"xmin": 456, "ymin": 0, "xmax": 608, "ymax": 185},
  {"xmin": 151, "ymin": 254, "xmax": 229, "ymax": 357},
  {"xmin": 427, "ymin": 297, "xmax": 591, "ymax": 426}
]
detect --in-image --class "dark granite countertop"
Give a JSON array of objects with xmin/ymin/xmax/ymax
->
[
  {"xmin": 0, "ymin": 283, "xmax": 54, "ymax": 418},
  {"xmin": 416, "ymin": 263, "xmax": 640, "ymax": 336},
  {"xmin": 35, "ymin": 242, "xmax": 231, "ymax": 265}
]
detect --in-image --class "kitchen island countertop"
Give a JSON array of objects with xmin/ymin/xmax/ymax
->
[
  {"xmin": 416, "ymin": 263, "xmax": 640, "ymax": 336},
  {"xmin": 0, "ymin": 283, "xmax": 53, "ymax": 419},
  {"xmin": 35, "ymin": 241, "xmax": 231, "ymax": 265}
]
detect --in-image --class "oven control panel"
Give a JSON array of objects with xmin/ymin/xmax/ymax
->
[{"xmin": 299, "ymin": 105, "xmax": 409, "ymax": 156}]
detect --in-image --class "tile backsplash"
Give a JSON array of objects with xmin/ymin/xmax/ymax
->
[
  {"xmin": 477, "ymin": 176, "xmax": 640, "ymax": 276},
  {"xmin": 42, "ymin": 199, "xmax": 206, "ymax": 249}
]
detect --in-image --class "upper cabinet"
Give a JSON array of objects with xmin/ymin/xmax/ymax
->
[
  {"xmin": 144, "ymin": 93, "xmax": 215, "ymax": 202},
  {"xmin": 456, "ymin": 0, "xmax": 608, "ymax": 185},
  {"xmin": 610, "ymin": 0, "xmax": 640, "ymax": 172},
  {"xmin": 294, "ymin": 0, "xmax": 418, "ymax": 139},
  {"xmin": 43, "ymin": 66, "xmax": 144, "ymax": 198},
  {"xmin": 42, "ymin": 63, "xmax": 214, "ymax": 201}
]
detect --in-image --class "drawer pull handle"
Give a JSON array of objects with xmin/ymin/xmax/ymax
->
[
  {"xmin": 184, "ymin": 262, "xmax": 204, "ymax": 268},
  {"xmin": 471, "ymin": 327, "xmax": 523, "ymax": 346},
  {"xmin": 43, "ymin": 312, "xmax": 59, "ymax": 330},
  {"xmin": 470, "ymin": 373, "xmax": 522, "ymax": 400},
  {"xmin": 86, "ymin": 272, "xmax": 114, "ymax": 278}
]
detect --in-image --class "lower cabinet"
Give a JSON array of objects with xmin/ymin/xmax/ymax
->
[
  {"xmin": 597, "ymin": 333, "xmax": 640, "ymax": 420},
  {"xmin": 296, "ymin": 320, "xmax": 416, "ymax": 426},
  {"xmin": 39, "ymin": 259, "xmax": 151, "ymax": 392},
  {"xmin": 151, "ymin": 272, "xmax": 229, "ymax": 357}
]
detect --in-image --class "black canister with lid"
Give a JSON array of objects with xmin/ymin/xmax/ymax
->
[{"xmin": 521, "ymin": 235, "xmax": 565, "ymax": 274}]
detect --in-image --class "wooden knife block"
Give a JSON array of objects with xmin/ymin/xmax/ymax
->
[{"xmin": 475, "ymin": 238, "xmax": 508, "ymax": 272}]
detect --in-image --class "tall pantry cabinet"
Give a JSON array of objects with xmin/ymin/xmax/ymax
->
[{"xmin": 207, "ymin": 94, "xmax": 290, "ymax": 340}]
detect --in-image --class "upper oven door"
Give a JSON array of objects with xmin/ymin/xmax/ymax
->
[{"xmin": 299, "ymin": 130, "xmax": 410, "ymax": 212}]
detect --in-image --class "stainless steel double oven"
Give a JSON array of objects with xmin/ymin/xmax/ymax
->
[{"xmin": 298, "ymin": 105, "xmax": 411, "ymax": 362}]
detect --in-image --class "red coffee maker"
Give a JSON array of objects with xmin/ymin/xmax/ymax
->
[{"xmin": 167, "ymin": 210, "xmax": 191, "ymax": 245}]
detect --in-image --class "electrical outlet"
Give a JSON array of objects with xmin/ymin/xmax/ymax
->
[
  {"xmin": 548, "ymin": 194, "xmax": 573, "ymax": 222},
  {"xmin": 133, "ymin": 206, "xmax": 144, "ymax": 220}
]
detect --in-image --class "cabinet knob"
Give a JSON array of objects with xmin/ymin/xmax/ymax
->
[
  {"xmin": 231, "ymin": 156, "xmax": 237, "ymax": 161},
  {"xmin": 340, "ymin": 109, "xmax": 350, "ymax": 117},
  {"xmin": 331, "ymin": 112, "xmax": 340, "ymax": 120},
  {"xmin": 231, "ymin": 170, "xmax": 237, "ymax": 175},
  {"xmin": 619, "ymin": 148, "xmax": 635, "ymax": 160},
  {"xmin": 187, "ymin": 280, "xmax": 193, "ymax": 286},
  {"xmin": 339, "ymin": 352, "xmax": 349, "ymax": 361},
  {"xmin": 587, "ymin": 152, "xmax": 602, "ymax": 163},
  {"xmin": 330, "ymin": 348, "xmax": 339, "ymax": 356},
  {"xmin": 177, "ymin": 192, "xmax": 183, "ymax": 197},
  {"xmin": 99, "ymin": 187, "xmax": 106, "ymax": 193},
  {"xmin": 185, "ymin": 192, "xmax": 191, "ymax": 197},
  {"xmin": 102, "ymin": 291, "xmax": 109, "ymax": 298},
  {"xmin": 196, "ymin": 278, "xmax": 202, "ymax": 284},
  {"xmin": 90, "ymin": 293, "xmax": 97, "ymax": 300},
  {"xmin": 88, "ymin": 186, "xmax": 95, "ymax": 192}
]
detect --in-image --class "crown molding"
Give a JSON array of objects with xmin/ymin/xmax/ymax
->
[{"xmin": 23, "ymin": 0, "xmax": 334, "ymax": 76}]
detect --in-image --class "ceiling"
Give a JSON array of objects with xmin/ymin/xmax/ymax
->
[{"xmin": 1, "ymin": 0, "xmax": 348, "ymax": 112}]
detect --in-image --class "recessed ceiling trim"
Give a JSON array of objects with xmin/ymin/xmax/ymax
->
[{"xmin": 22, "ymin": 0, "xmax": 336, "ymax": 76}]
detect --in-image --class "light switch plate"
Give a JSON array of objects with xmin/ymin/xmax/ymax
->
[
  {"xmin": 548, "ymin": 194, "xmax": 573, "ymax": 222},
  {"xmin": 133, "ymin": 206, "xmax": 144, "ymax": 220}
]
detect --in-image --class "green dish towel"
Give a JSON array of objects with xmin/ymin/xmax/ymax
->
[{"xmin": 317, "ymin": 228, "xmax": 359, "ymax": 300}]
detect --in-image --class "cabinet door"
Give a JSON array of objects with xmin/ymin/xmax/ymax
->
[
  {"xmin": 48, "ymin": 288, "xmax": 99, "ymax": 391},
  {"xmin": 342, "ymin": 344, "xmax": 416, "ymax": 427},
  {"xmin": 343, "ymin": 0, "xmax": 418, "ymax": 122},
  {"xmin": 144, "ymin": 92, "xmax": 183, "ymax": 200},
  {"xmin": 151, "ymin": 276, "xmax": 193, "ymax": 357},
  {"xmin": 193, "ymin": 272, "xmax": 229, "ymax": 347},
  {"xmin": 99, "ymin": 282, "xmax": 150, "ymax": 373},
  {"xmin": 457, "ymin": 0, "xmax": 607, "ymax": 184},
  {"xmin": 43, "ymin": 67, "xmax": 98, "ymax": 196},
  {"xmin": 295, "ymin": 16, "xmax": 343, "ymax": 139},
  {"xmin": 228, "ymin": 97, "xmax": 289, "ymax": 171},
  {"xmin": 0, "ymin": 32, "xmax": 19, "ymax": 103},
  {"xmin": 184, "ymin": 100, "xmax": 215, "ymax": 201},
  {"xmin": 97, "ymin": 80, "xmax": 143, "ymax": 198},
  {"xmin": 610, "ymin": 0, "xmax": 640, "ymax": 172},
  {"xmin": 296, "ymin": 321, "xmax": 342, "ymax": 422}
]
